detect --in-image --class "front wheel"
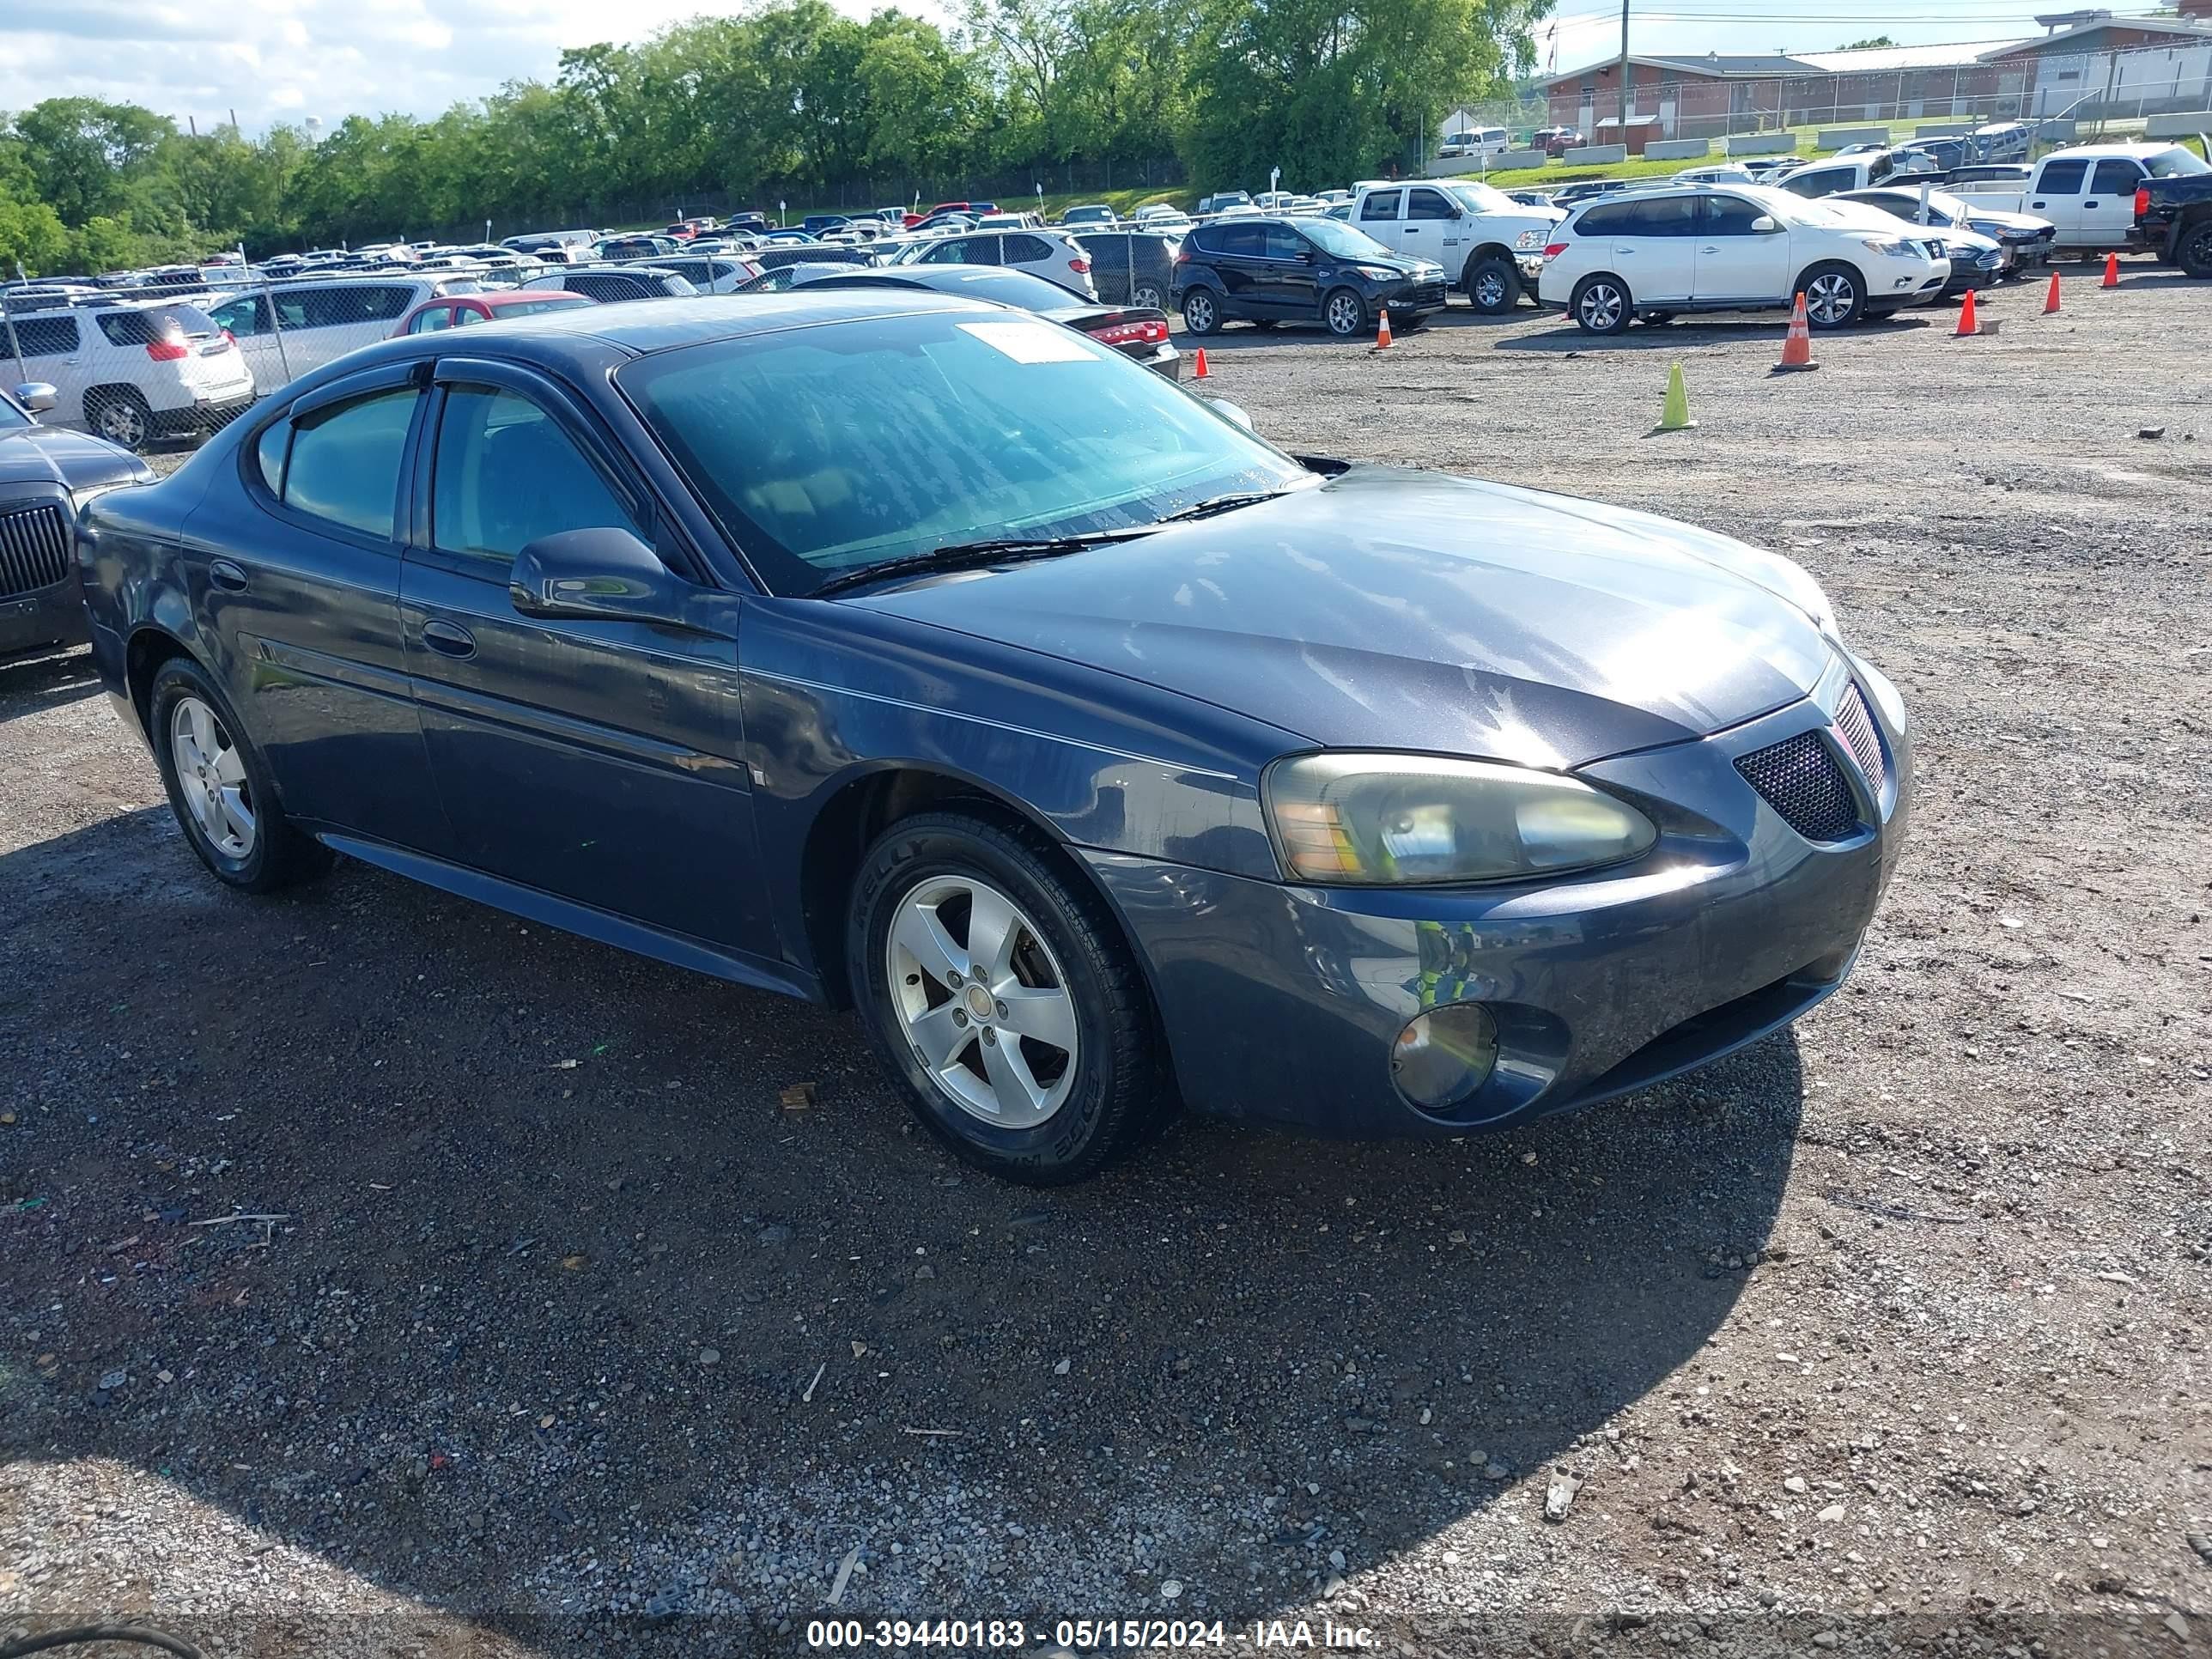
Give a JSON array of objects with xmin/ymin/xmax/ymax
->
[
  {"xmin": 148, "ymin": 658, "xmax": 331, "ymax": 892},
  {"xmin": 1570, "ymin": 275, "xmax": 1632, "ymax": 335},
  {"xmin": 1180, "ymin": 288, "xmax": 1220, "ymax": 335},
  {"xmin": 1464, "ymin": 254, "xmax": 1519, "ymax": 314},
  {"xmin": 1799, "ymin": 262, "xmax": 1867, "ymax": 329},
  {"xmin": 1323, "ymin": 287, "xmax": 1367, "ymax": 337},
  {"xmin": 849, "ymin": 812, "xmax": 1168, "ymax": 1185},
  {"xmin": 2177, "ymin": 222, "xmax": 2212, "ymax": 280}
]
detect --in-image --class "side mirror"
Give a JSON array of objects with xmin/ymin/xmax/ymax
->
[
  {"xmin": 14, "ymin": 382, "xmax": 57, "ymax": 414},
  {"xmin": 510, "ymin": 526, "xmax": 710, "ymax": 632},
  {"xmin": 1750, "ymin": 216, "xmax": 1780, "ymax": 234},
  {"xmin": 1206, "ymin": 398, "xmax": 1256, "ymax": 434}
]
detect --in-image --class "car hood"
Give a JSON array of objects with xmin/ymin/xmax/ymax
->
[
  {"xmin": 0, "ymin": 423, "xmax": 151, "ymax": 492},
  {"xmin": 853, "ymin": 467, "xmax": 1834, "ymax": 770}
]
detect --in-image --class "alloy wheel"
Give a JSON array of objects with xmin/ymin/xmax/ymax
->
[
  {"xmin": 1133, "ymin": 283, "xmax": 1164, "ymax": 308},
  {"xmin": 1183, "ymin": 292, "xmax": 1215, "ymax": 333},
  {"xmin": 1577, "ymin": 282, "xmax": 1625, "ymax": 331},
  {"xmin": 98, "ymin": 399, "xmax": 149, "ymax": 449},
  {"xmin": 1474, "ymin": 270, "xmax": 1509, "ymax": 309},
  {"xmin": 886, "ymin": 874, "xmax": 1078, "ymax": 1130},
  {"xmin": 170, "ymin": 695, "xmax": 255, "ymax": 860},
  {"xmin": 1327, "ymin": 293, "xmax": 1364, "ymax": 335},
  {"xmin": 1807, "ymin": 272, "xmax": 1856, "ymax": 325}
]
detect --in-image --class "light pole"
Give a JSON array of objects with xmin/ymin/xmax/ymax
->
[
  {"xmin": 1269, "ymin": 166, "xmax": 1280, "ymax": 200},
  {"xmin": 1034, "ymin": 181, "xmax": 1043, "ymax": 220},
  {"xmin": 779, "ymin": 198, "xmax": 787, "ymax": 228}
]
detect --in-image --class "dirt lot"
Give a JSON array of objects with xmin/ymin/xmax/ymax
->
[{"xmin": 4, "ymin": 267, "xmax": 2209, "ymax": 1659}]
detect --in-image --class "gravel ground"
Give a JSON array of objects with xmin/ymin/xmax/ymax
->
[{"xmin": 4, "ymin": 265, "xmax": 2209, "ymax": 1659}]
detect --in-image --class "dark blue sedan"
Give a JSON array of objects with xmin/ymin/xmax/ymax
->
[{"xmin": 78, "ymin": 293, "xmax": 1911, "ymax": 1184}]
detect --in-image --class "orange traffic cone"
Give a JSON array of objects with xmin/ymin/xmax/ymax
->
[
  {"xmin": 1374, "ymin": 309, "xmax": 1394, "ymax": 349},
  {"xmin": 1193, "ymin": 347, "xmax": 1209, "ymax": 380},
  {"xmin": 1773, "ymin": 292, "xmax": 1815, "ymax": 372},
  {"xmin": 2101, "ymin": 252, "xmax": 2120, "ymax": 288},
  {"xmin": 1954, "ymin": 286, "xmax": 1979, "ymax": 337},
  {"xmin": 2043, "ymin": 269, "xmax": 2062, "ymax": 314}
]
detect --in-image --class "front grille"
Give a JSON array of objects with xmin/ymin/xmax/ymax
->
[
  {"xmin": 1832, "ymin": 682, "xmax": 1888, "ymax": 795},
  {"xmin": 1735, "ymin": 731, "xmax": 1859, "ymax": 842},
  {"xmin": 0, "ymin": 501, "xmax": 70, "ymax": 600}
]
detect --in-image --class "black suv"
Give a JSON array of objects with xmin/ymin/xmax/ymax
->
[
  {"xmin": 1171, "ymin": 216, "xmax": 1448, "ymax": 338},
  {"xmin": 1073, "ymin": 231, "xmax": 1181, "ymax": 310}
]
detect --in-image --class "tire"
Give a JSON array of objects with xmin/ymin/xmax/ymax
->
[
  {"xmin": 1132, "ymin": 281, "xmax": 1165, "ymax": 309},
  {"xmin": 1570, "ymin": 275, "xmax": 1632, "ymax": 336},
  {"xmin": 848, "ymin": 811, "xmax": 1167, "ymax": 1186},
  {"xmin": 1798, "ymin": 262, "xmax": 1867, "ymax": 329},
  {"xmin": 1463, "ymin": 253, "xmax": 1519, "ymax": 314},
  {"xmin": 2178, "ymin": 221, "xmax": 2212, "ymax": 280},
  {"xmin": 88, "ymin": 387, "xmax": 154, "ymax": 452},
  {"xmin": 1180, "ymin": 288, "xmax": 1220, "ymax": 336},
  {"xmin": 147, "ymin": 657, "xmax": 331, "ymax": 893},
  {"xmin": 1323, "ymin": 287, "xmax": 1366, "ymax": 337}
]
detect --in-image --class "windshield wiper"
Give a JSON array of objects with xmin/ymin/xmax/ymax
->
[
  {"xmin": 811, "ymin": 528, "xmax": 1153, "ymax": 597},
  {"xmin": 1151, "ymin": 489, "xmax": 1294, "ymax": 526}
]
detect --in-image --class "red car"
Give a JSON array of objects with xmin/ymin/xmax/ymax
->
[
  {"xmin": 902, "ymin": 199, "xmax": 1000, "ymax": 228},
  {"xmin": 392, "ymin": 290, "xmax": 594, "ymax": 337}
]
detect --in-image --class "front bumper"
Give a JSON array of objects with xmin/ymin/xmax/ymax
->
[
  {"xmin": 1085, "ymin": 653, "xmax": 1912, "ymax": 1139},
  {"xmin": 0, "ymin": 574, "xmax": 88, "ymax": 658}
]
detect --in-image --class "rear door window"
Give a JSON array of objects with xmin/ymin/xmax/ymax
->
[
  {"xmin": 1002, "ymin": 234, "xmax": 1052, "ymax": 264},
  {"xmin": 1616, "ymin": 196, "xmax": 1698, "ymax": 234},
  {"xmin": 2037, "ymin": 160, "xmax": 2088, "ymax": 195},
  {"xmin": 1212, "ymin": 224, "xmax": 1264, "ymax": 258},
  {"xmin": 282, "ymin": 387, "xmax": 418, "ymax": 541}
]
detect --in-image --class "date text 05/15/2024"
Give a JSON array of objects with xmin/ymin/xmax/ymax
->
[{"xmin": 804, "ymin": 1617, "xmax": 1378, "ymax": 1649}]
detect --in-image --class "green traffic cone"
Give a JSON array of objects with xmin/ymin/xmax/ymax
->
[{"xmin": 1655, "ymin": 362, "xmax": 1696, "ymax": 432}]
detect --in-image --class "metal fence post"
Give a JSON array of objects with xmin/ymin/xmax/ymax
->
[
  {"xmin": 264, "ymin": 283, "xmax": 293, "ymax": 385},
  {"xmin": 3, "ymin": 299, "xmax": 27, "ymax": 391}
]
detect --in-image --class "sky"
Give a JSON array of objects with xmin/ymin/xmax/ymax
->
[{"xmin": 0, "ymin": 0, "xmax": 2166, "ymax": 136}]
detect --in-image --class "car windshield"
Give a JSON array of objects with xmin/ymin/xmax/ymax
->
[
  {"xmin": 1297, "ymin": 219, "xmax": 1394, "ymax": 260},
  {"xmin": 0, "ymin": 391, "xmax": 31, "ymax": 431},
  {"xmin": 619, "ymin": 309, "xmax": 1311, "ymax": 595},
  {"xmin": 2148, "ymin": 146, "xmax": 2210, "ymax": 179},
  {"xmin": 1444, "ymin": 181, "xmax": 1516, "ymax": 215}
]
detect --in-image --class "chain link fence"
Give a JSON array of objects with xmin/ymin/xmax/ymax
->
[{"xmin": 2, "ymin": 275, "xmax": 495, "ymax": 453}]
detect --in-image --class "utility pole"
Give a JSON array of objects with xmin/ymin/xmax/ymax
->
[{"xmin": 1617, "ymin": 0, "xmax": 1632, "ymax": 142}]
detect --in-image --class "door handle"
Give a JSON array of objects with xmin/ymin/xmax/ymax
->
[
  {"xmin": 1699, "ymin": 245, "xmax": 1721, "ymax": 253},
  {"xmin": 2083, "ymin": 200, "xmax": 2100, "ymax": 209},
  {"xmin": 208, "ymin": 559, "xmax": 249, "ymax": 592},
  {"xmin": 420, "ymin": 619, "xmax": 477, "ymax": 659},
  {"xmin": 2031, "ymin": 201, "xmax": 2046, "ymax": 210}
]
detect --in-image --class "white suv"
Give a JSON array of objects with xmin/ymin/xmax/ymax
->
[
  {"xmin": 1538, "ymin": 184, "xmax": 1949, "ymax": 334},
  {"xmin": 891, "ymin": 228, "xmax": 1099, "ymax": 300},
  {"xmin": 1, "ymin": 298, "xmax": 256, "ymax": 449}
]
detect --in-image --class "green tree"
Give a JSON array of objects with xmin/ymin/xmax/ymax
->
[{"xmin": 0, "ymin": 192, "xmax": 69, "ymax": 276}]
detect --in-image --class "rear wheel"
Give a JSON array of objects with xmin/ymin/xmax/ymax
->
[
  {"xmin": 1323, "ymin": 288, "xmax": 1367, "ymax": 337},
  {"xmin": 1570, "ymin": 275, "xmax": 1632, "ymax": 335},
  {"xmin": 148, "ymin": 658, "xmax": 331, "ymax": 893},
  {"xmin": 849, "ymin": 811, "xmax": 1168, "ymax": 1185},
  {"xmin": 1180, "ymin": 288, "xmax": 1220, "ymax": 335},
  {"xmin": 1799, "ymin": 262, "xmax": 1867, "ymax": 329},
  {"xmin": 2178, "ymin": 221, "xmax": 2212, "ymax": 280},
  {"xmin": 1132, "ymin": 281, "xmax": 1165, "ymax": 309},
  {"xmin": 1463, "ymin": 253, "xmax": 1519, "ymax": 314}
]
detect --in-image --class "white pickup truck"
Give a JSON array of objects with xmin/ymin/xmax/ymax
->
[
  {"xmin": 1348, "ymin": 179, "xmax": 1565, "ymax": 313},
  {"xmin": 1948, "ymin": 143, "xmax": 2209, "ymax": 253}
]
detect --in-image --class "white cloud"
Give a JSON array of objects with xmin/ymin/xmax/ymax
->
[{"xmin": 0, "ymin": 0, "xmax": 928, "ymax": 134}]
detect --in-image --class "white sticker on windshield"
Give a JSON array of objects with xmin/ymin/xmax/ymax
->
[{"xmin": 956, "ymin": 320, "xmax": 1097, "ymax": 364}]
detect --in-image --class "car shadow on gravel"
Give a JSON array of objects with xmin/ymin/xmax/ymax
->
[
  {"xmin": 1494, "ymin": 315, "xmax": 1934, "ymax": 352},
  {"xmin": 0, "ymin": 645, "xmax": 102, "ymax": 725},
  {"xmin": 1, "ymin": 805, "xmax": 1804, "ymax": 1650}
]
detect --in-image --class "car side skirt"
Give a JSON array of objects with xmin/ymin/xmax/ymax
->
[{"xmin": 318, "ymin": 831, "xmax": 824, "ymax": 1003}]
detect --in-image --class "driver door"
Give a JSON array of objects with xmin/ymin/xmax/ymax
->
[
  {"xmin": 1693, "ymin": 193, "xmax": 1793, "ymax": 303},
  {"xmin": 398, "ymin": 356, "xmax": 773, "ymax": 953}
]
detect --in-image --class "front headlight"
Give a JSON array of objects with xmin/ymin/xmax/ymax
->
[
  {"xmin": 1859, "ymin": 236, "xmax": 1916, "ymax": 258},
  {"xmin": 1515, "ymin": 228, "xmax": 1544, "ymax": 250},
  {"xmin": 1264, "ymin": 753, "xmax": 1656, "ymax": 886},
  {"xmin": 1353, "ymin": 264, "xmax": 1398, "ymax": 281}
]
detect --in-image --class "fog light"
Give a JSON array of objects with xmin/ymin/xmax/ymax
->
[{"xmin": 1391, "ymin": 1004, "xmax": 1499, "ymax": 1111}]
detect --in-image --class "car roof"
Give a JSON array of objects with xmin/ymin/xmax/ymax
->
[{"xmin": 464, "ymin": 289, "xmax": 998, "ymax": 353}]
